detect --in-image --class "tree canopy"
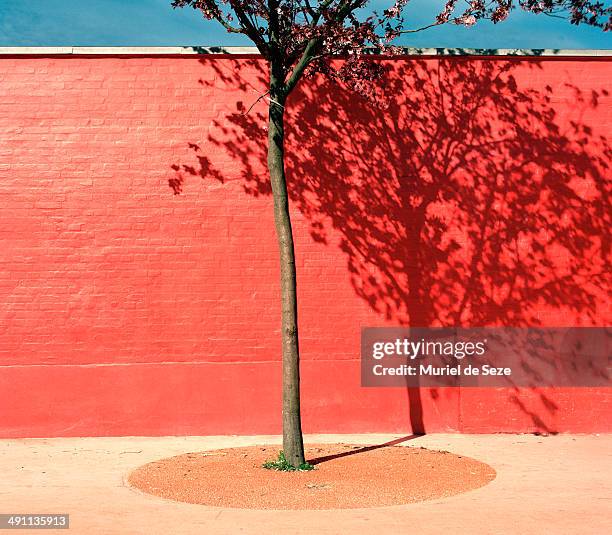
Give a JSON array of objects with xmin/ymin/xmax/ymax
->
[{"xmin": 173, "ymin": 1, "xmax": 611, "ymax": 98}]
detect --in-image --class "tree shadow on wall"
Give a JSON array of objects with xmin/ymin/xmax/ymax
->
[{"xmin": 170, "ymin": 56, "xmax": 611, "ymax": 434}]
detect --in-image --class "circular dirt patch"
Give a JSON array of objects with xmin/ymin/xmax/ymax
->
[{"xmin": 128, "ymin": 443, "xmax": 495, "ymax": 509}]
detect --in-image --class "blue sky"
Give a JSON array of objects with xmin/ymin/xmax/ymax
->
[{"xmin": 0, "ymin": 0, "xmax": 610, "ymax": 49}]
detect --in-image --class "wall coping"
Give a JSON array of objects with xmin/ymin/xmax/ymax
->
[{"xmin": 0, "ymin": 46, "xmax": 610, "ymax": 57}]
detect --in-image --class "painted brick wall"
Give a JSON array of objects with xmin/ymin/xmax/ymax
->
[{"xmin": 0, "ymin": 54, "xmax": 610, "ymax": 437}]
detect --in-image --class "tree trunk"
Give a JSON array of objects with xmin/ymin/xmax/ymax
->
[{"xmin": 267, "ymin": 72, "xmax": 306, "ymax": 467}]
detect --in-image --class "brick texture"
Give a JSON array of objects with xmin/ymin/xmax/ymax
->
[{"xmin": 0, "ymin": 55, "xmax": 610, "ymax": 436}]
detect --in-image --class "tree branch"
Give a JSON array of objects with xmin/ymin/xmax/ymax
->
[
  {"xmin": 395, "ymin": 21, "xmax": 443, "ymax": 34},
  {"xmin": 285, "ymin": 0, "xmax": 357, "ymax": 95},
  {"xmin": 230, "ymin": 1, "xmax": 270, "ymax": 55},
  {"xmin": 244, "ymin": 90, "xmax": 270, "ymax": 114},
  {"xmin": 212, "ymin": 13, "xmax": 244, "ymax": 33}
]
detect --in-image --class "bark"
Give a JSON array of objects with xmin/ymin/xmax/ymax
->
[{"xmin": 267, "ymin": 66, "xmax": 306, "ymax": 467}]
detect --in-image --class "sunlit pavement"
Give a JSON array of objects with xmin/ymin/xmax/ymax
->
[{"xmin": 0, "ymin": 433, "xmax": 610, "ymax": 534}]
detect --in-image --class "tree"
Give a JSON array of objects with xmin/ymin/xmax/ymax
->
[{"xmin": 172, "ymin": 0, "xmax": 610, "ymax": 467}]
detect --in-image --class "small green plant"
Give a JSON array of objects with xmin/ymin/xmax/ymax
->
[{"xmin": 262, "ymin": 450, "xmax": 315, "ymax": 472}]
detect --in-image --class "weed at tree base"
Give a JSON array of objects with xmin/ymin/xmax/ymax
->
[{"xmin": 262, "ymin": 451, "xmax": 315, "ymax": 472}]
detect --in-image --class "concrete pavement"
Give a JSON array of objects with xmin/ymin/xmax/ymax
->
[{"xmin": 0, "ymin": 433, "xmax": 610, "ymax": 534}]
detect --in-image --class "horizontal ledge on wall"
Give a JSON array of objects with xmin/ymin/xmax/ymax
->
[{"xmin": 0, "ymin": 46, "xmax": 610, "ymax": 57}]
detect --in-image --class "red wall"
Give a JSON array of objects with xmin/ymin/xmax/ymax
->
[{"xmin": 0, "ymin": 53, "xmax": 610, "ymax": 437}]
